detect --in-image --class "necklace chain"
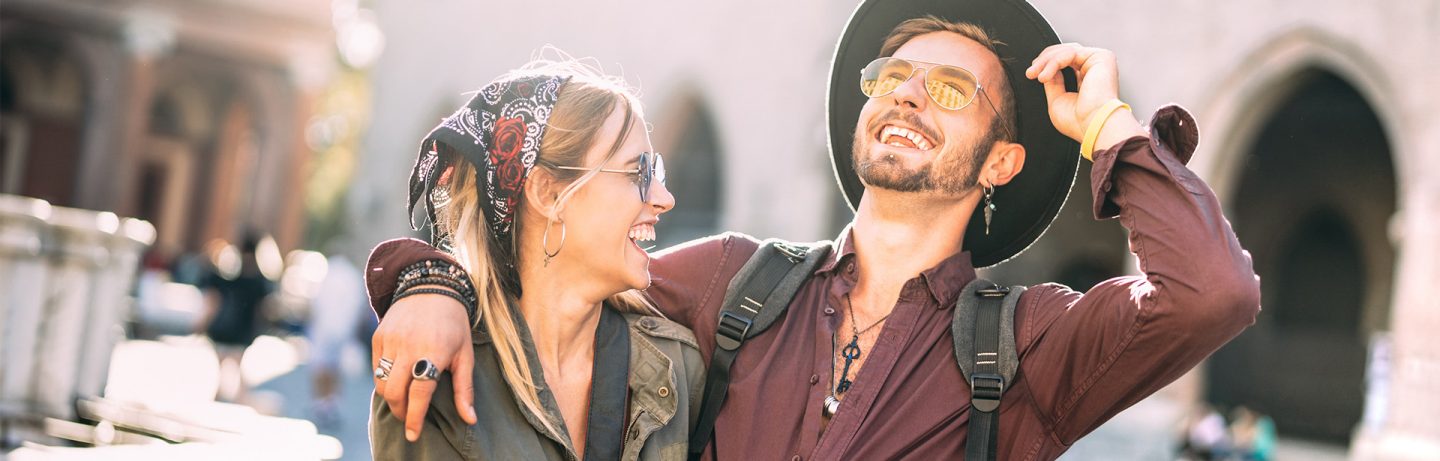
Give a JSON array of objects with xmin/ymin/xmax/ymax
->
[
  {"xmin": 827, "ymin": 293, "xmax": 893, "ymax": 413},
  {"xmin": 845, "ymin": 293, "xmax": 892, "ymax": 337}
]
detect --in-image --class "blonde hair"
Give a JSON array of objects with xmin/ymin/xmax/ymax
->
[{"xmin": 433, "ymin": 55, "xmax": 657, "ymax": 437}]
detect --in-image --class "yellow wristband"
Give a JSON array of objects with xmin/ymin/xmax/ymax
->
[{"xmin": 1079, "ymin": 99, "xmax": 1131, "ymax": 161}]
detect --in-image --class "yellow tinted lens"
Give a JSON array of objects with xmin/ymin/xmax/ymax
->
[
  {"xmin": 927, "ymin": 65, "xmax": 979, "ymax": 110},
  {"xmin": 860, "ymin": 58, "xmax": 914, "ymax": 98}
]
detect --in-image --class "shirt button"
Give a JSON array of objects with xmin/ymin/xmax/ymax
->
[
  {"xmin": 792, "ymin": 456, "xmax": 802, "ymax": 461},
  {"xmin": 658, "ymin": 386, "xmax": 671, "ymax": 398},
  {"xmin": 809, "ymin": 374, "xmax": 819, "ymax": 385},
  {"xmin": 640, "ymin": 317, "xmax": 658, "ymax": 330},
  {"xmin": 823, "ymin": 307, "xmax": 835, "ymax": 315},
  {"xmin": 845, "ymin": 262, "xmax": 855, "ymax": 274}
]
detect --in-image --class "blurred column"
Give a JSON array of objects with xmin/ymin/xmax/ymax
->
[
  {"xmin": 277, "ymin": 51, "xmax": 333, "ymax": 253},
  {"xmin": 109, "ymin": 10, "xmax": 173, "ymax": 218},
  {"xmin": 1353, "ymin": 170, "xmax": 1440, "ymax": 459},
  {"xmin": 65, "ymin": 30, "xmax": 143, "ymax": 216}
]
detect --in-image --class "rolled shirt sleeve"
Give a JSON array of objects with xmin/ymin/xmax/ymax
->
[{"xmin": 1014, "ymin": 105, "xmax": 1262, "ymax": 445}]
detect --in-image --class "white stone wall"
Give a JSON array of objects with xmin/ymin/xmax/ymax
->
[{"xmin": 353, "ymin": 0, "xmax": 855, "ymax": 244}]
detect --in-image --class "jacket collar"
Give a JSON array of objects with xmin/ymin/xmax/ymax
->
[
  {"xmin": 473, "ymin": 302, "xmax": 682, "ymax": 458},
  {"xmin": 623, "ymin": 314, "xmax": 679, "ymax": 428}
]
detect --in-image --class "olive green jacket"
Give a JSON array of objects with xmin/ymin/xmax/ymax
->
[{"xmin": 371, "ymin": 308, "xmax": 704, "ymax": 461}]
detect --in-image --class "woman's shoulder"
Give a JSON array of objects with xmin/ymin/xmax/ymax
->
[{"xmin": 620, "ymin": 312, "xmax": 698, "ymax": 351}]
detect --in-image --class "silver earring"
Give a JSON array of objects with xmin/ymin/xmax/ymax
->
[
  {"xmin": 982, "ymin": 183, "xmax": 996, "ymax": 235},
  {"xmin": 542, "ymin": 220, "xmax": 566, "ymax": 266}
]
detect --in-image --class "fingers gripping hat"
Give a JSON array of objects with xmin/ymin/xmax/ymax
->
[
  {"xmin": 408, "ymin": 74, "xmax": 570, "ymax": 291},
  {"xmin": 828, "ymin": 0, "xmax": 1080, "ymax": 267}
]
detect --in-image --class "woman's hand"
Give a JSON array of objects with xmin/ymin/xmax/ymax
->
[{"xmin": 372, "ymin": 290, "xmax": 479, "ymax": 441}]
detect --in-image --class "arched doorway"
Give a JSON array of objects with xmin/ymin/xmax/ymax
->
[
  {"xmin": 1206, "ymin": 69, "xmax": 1397, "ymax": 445},
  {"xmin": 0, "ymin": 35, "xmax": 90, "ymax": 207},
  {"xmin": 654, "ymin": 92, "xmax": 724, "ymax": 248}
]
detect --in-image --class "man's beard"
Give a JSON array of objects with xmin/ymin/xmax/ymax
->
[{"xmin": 852, "ymin": 121, "xmax": 998, "ymax": 195}]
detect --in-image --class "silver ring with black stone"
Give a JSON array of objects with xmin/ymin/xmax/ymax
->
[{"xmin": 412, "ymin": 358, "xmax": 439, "ymax": 381}]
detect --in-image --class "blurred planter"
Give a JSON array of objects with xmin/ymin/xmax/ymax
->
[{"xmin": 0, "ymin": 194, "xmax": 154, "ymax": 441}]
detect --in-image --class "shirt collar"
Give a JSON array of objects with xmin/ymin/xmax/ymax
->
[
  {"xmin": 816, "ymin": 224, "xmax": 858, "ymax": 275},
  {"xmin": 818, "ymin": 224, "xmax": 979, "ymax": 306}
]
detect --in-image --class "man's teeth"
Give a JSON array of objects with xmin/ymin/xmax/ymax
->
[
  {"xmin": 628, "ymin": 224, "xmax": 656, "ymax": 242},
  {"xmin": 879, "ymin": 125, "xmax": 933, "ymax": 150}
]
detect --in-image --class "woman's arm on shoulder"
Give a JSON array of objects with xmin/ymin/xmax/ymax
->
[{"xmin": 645, "ymin": 232, "xmax": 761, "ymax": 329}]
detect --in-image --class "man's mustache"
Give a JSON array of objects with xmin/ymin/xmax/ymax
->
[{"xmin": 864, "ymin": 108, "xmax": 942, "ymax": 147}]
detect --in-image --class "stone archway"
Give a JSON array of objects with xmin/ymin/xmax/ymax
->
[
  {"xmin": 652, "ymin": 87, "xmax": 725, "ymax": 248},
  {"xmin": 1205, "ymin": 68, "xmax": 1397, "ymax": 445}
]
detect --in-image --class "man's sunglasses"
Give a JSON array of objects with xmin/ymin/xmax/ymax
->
[
  {"xmin": 544, "ymin": 152, "xmax": 667, "ymax": 202},
  {"xmin": 859, "ymin": 57, "xmax": 1012, "ymax": 139}
]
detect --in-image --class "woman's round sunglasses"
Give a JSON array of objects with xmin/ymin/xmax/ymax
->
[
  {"xmin": 544, "ymin": 152, "xmax": 667, "ymax": 202},
  {"xmin": 859, "ymin": 57, "xmax": 1013, "ymax": 139}
]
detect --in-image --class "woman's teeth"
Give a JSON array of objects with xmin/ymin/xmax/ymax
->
[{"xmin": 629, "ymin": 224, "xmax": 656, "ymax": 242}]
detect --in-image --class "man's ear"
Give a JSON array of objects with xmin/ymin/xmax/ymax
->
[
  {"xmin": 523, "ymin": 168, "xmax": 563, "ymax": 221},
  {"xmin": 983, "ymin": 141, "xmax": 1026, "ymax": 187}
]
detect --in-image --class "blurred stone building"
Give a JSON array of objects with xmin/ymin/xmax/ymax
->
[
  {"xmin": 352, "ymin": 0, "xmax": 1438, "ymax": 458},
  {"xmin": 0, "ymin": 0, "xmax": 340, "ymax": 256}
]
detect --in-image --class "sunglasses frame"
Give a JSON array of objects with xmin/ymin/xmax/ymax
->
[
  {"xmin": 543, "ymin": 151, "xmax": 666, "ymax": 203},
  {"xmin": 860, "ymin": 57, "xmax": 1014, "ymax": 141}
]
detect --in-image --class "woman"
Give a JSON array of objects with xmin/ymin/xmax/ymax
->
[{"xmin": 369, "ymin": 58, "xmax": 701, "ymax": 461}]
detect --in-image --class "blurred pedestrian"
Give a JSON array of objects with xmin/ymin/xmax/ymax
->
[
  {"xmin": 1180, "ymin": 404, "xmax": 1232, "ymax": 460},
  {"xmin": 1229, "ymin": 406, "xmax": 1276, "ymax": 461},
  {"xmin": 306, "ymin": 252, "xmax": 367, "ymax": 429},
  {"xmin": 196, "ymin": 231, "xmax": 276, "ymax": 402}
]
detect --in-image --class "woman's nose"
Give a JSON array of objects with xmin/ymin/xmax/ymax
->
[{"xmin": 648, "ymin": 180, "xmax": 676, "ymax": 214}]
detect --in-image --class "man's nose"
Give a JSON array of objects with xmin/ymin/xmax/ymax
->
[{"xmin": 889, "ymin": 69, "xmax": 928, "ymax": 110}]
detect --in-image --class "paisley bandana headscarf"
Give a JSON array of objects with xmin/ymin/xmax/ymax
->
[{"xmin": 407, "ymin": 74, "xmax": 570, "ymax": 291}]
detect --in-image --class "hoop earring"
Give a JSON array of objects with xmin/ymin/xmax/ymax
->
[
  {"xmin": 542, "ymin": 220, "xmax": 567, "ymax": 267},
  {"xmin": 982, "ymin": 183, "xmax": 996, "ymax": 236}
]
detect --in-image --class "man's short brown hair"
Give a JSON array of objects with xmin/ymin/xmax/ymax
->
[{"xmin": 879, "ymin": 16, "xmax": 1017, "ymax": 142}]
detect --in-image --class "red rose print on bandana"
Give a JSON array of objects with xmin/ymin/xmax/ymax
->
[
  {"xmin": 497, "ymin": 159, "xmax": 527, "ymax": 197},
  {"xmin": 490, "ymin": 116, "xmax": 527, "ymax": 165}
]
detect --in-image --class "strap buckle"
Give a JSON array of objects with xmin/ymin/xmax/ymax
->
[
  {"xmin": 772, "ymin": 242, "xmax": 807, "ymax": 263},
  {"xmin": 976, "ymin": 286, "xmax": 1011, "ymax": 298},
  {"xmin": 970, "ymin": 373, "xmax": 1005, "ymax": 413},
  {"xmin": 716, "ymin": 311, "xmax": 754, "ymax": 351}
]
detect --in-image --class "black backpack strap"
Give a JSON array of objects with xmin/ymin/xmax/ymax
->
[
  {"xmin": 688, "ymin": 239, "xmax": 831, "ymax": 461},
  {"xmin": 952, "ymin": 278, "xmax": 1024, "ymax": 461}
]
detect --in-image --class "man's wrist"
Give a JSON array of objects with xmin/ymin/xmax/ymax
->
[{"xmin": 1090, "ymin": 109, "xmax": 1146, "ymax": 156}]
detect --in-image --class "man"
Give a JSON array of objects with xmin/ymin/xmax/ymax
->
[{"xmin": 367, "ymin": 0, "xmax": 1260, "ymax": 459}]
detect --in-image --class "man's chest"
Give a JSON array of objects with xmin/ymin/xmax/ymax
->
[{"xmin": 710, "ymin": 286, "xmax": 981, "ymax": 457}]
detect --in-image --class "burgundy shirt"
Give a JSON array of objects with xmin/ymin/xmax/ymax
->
[{"xmin": 366, "ymin": 105, "xmax": 1261, "ymax": 460}]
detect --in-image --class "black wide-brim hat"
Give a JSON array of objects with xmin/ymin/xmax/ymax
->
[{"xmin": 828, "ymin": 0, "xmax": 1079, "ymax": 267}]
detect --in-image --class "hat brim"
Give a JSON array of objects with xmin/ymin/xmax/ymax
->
[{"xmin": 827, "ymin": 0, "xmax": 1079, "ymax": 268}]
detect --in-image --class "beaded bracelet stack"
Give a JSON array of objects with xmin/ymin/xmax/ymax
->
[{"xmin": 393, "ymin": 259, "xmax": 479, "ymax": 324}]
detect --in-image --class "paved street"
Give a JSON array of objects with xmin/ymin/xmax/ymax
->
[
  {"xmin": 100, "ymin": 335, "xmax": 376, "ymax": 460},
  {"xmin": 95, "ymin": 335, "xmax": 1350, "ymax": 461},
  {"xmin": 250, "ymin": 339, "xmax": 376, "ymax": 461}
]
